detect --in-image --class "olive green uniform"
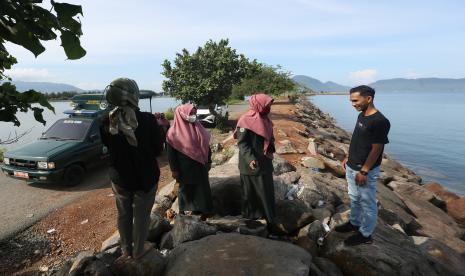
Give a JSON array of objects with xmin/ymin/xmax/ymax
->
[
  {"xmin": 167, "ymin": 144, "xmax": 213, "ymax": 214},
  {"xmin": 236, "ymin": 127, "xmax": 275, "ymax": 223}
]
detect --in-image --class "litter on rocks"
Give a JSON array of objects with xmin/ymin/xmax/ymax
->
[
  {"xmin": 47, "ymin": 228, "xmax": 56, "ymax": 234},
  {"xmin": 26, "ymin": 213, "xmax": 34, "ymax": 218},
  {"xmin": 80, "ymin": 219, "xmax": 89, "ymax": 225}
]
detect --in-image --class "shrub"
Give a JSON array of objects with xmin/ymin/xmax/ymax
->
[{"xmin": 164, "ymin": 108, "xmax": 175, "ymax": 120}]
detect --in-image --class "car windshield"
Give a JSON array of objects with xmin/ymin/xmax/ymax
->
[{"xmin": 42, "ymin": 119, "xmax": 92, "ymax": 140}]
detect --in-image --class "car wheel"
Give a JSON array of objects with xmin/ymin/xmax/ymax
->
[{"xmin": 64, "ymin": 164, "xmax": 85, "ymax": 186}]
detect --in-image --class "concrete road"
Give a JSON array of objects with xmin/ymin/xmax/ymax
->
[
  {"xmin": 0, "ymin": 167, "xmax": 110, "ymax": 240},
  {"xmin": 227, "ymin": 102, "xmax": 249, "ymax": 119}
]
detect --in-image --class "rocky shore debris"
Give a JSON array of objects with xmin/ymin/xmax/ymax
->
[{"xmin": 37, "ymin": 98, "xmax": 465, "ymax": 276}]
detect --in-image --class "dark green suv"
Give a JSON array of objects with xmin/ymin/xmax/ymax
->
[
  {"xmin": 2, "ymin": 91, "xmax": 156, "ymax": 186},
  {"xmin": 1, "ymin": 94, "xmax": 110, "ymax": 186}
]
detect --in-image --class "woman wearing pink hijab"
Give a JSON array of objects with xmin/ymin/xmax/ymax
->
[
  {"xmin": 235, "ymin": 93, "xmax": 276, "ymax": 226},
  {"xmin": 166, "ymin": 104, "xmax": 213, "ymax": 218}
]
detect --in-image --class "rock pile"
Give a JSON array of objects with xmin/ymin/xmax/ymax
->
[{"xmin": 50, "ymin": 98, "xmax": 465, "ymax": 276}]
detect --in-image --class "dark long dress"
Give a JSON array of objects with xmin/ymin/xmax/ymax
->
[
  {"xmin": 236, "ymin": 127, "xmax": 275, "ymax": 223},
  {"xmin": 166, "ymin": 143, "xmax": 213, "ymax": 213}
]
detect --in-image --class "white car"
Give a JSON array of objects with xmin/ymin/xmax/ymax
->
[{"xmin": 196, "ymin": 104, "xmax": 229, "ymax": 127}]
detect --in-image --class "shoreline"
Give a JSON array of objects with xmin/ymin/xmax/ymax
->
[{"xmin": 306, "ymin": 94, "xmax": 465, "ymax": 197}]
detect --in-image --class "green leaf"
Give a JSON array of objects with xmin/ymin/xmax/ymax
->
[
  {"xmin": 32, "ymin": 107, "xmax": 46, "ymax": 126},
  {"xmin": 52, "ymin": 1, "xmax": 83, "ymax": 18},
  {"xmin": 0, "ymin": 21, "xmax": 46, "ymax": 57},
  {"xmin": 60, "ymin": 31, "xmax": 86, "ymax": 59}
]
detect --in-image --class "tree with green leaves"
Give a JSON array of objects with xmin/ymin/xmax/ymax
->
[
  {"xmin": 231, "ymin": 64, "xmax": 296, "ymax": 100},
  {"xmin": 162, "ymin": 39, "xmax": 251, "ymax": 106},
  {"xmin": 0, "ymin": 0, "xmax": 86, "ymax": 127}
]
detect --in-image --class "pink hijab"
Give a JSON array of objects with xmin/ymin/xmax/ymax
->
[
  {"xmin": 166, "ymin": 104, "xmax": 211, "ymax": 164},
  {"xmin": 235, "ymin": 93, "xmax": 274, "ymax": 158}
]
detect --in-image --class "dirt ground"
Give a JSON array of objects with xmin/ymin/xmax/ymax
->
[{"xmin": 12, "ymin": 99, "xmax": 307, "ymax": 274}]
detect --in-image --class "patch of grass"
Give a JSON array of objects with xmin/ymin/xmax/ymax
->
[{"xmin": 164, "ymin": 108, "xmax": 175, "ymax": 120}]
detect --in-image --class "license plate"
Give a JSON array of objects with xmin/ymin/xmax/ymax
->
[{"xmin": 14, "ymin": 171, "xmax": 29, "ymax": 179}]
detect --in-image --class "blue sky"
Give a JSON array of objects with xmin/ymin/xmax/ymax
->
[{"xmin": 4, "ymin": 0, "xmax": 465, "ymax": 90}]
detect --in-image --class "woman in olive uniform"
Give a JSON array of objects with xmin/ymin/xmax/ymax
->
[
  {"xmin": 166, "ymin": 104, "xmax": 213, "ymax": 218},
  {"xmin": 235, "ymin": 93, "xmax": 276, "ymax": 225}
]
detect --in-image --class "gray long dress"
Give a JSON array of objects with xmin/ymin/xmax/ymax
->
[
  {"xmin": 167, "ymin": 143, "xmax": 213, "ymax": 214},
  {"xmin": 236, "ymin": 127, "xmax": 275, "ymax": 223}
]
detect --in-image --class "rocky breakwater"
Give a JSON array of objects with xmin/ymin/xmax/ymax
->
[{"xmin": 49, "ymin": 98, "xmax": 464, "ymax": 276}]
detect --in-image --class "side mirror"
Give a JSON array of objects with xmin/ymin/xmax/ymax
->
[{"xmin": 89, "ymin": 133, "xmax": 99, "ymax": 143}]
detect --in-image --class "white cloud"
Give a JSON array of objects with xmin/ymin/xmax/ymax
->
[
  {"xmin": 5, "ymin": 67, "xmax": 53, "ymax": 81},
  {"xmin": 349, "ymin": 69, "xmax": 378, "ymax": 84}
]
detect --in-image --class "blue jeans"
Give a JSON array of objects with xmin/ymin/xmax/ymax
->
[{"xmin": 346, "ymin": 165, "xmax": 380, "ymax": 237}]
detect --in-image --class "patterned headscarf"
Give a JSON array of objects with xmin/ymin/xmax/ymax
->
[{"xmin": 105, "ymin": 78, "xmax": 140, "ymax": 147}]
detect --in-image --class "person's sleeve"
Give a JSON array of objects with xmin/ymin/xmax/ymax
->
[
  {"xmin": 151, "ymin": 115, "xmax": 164, "ymax": 157},
  {"xmin": 166, "ymin": 143, "xmax": 180, "ymax": 172},
  {"xmin": 99, "ymin": 117, "xmax": 109, "ymax": 147},
  {"xmin": 372, "ymin": 118, "xmax": 390, "ymax": 144},
  {"xmin": 237, "ymin": 128, "xmax": 256, "ymax": 165}
]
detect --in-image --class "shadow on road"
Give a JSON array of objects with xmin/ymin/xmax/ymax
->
[{"xmin": 27, "ymin": 165, "xmax": 110, "ymax": 192}]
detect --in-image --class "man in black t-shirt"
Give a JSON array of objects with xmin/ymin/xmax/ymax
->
[{"xmin": 335, "ymin": 85, "xmax": 390, "ymax": 246}]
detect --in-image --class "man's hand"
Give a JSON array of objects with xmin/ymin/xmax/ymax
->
[
  {"xmin": 249, "ymin": 160, "xmax": 258, "ymax": 170},
  {"xmin": 355, "ymin": 172, "xmax": 367, "ymax": 186},
  {"xmin": 172, "ymin": 171, "xmax": 179, "ymax": 181}
]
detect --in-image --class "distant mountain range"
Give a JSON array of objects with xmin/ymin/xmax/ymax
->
[
  {"xmin": 293, "ymin": 75, "xmax": 465, "ymax": 93},
  {"xmin": 293, "ymin": 75, "xmax": 350, "ymax": 92},
  {"xmin": 3, "ymin": 81, "xmax": 84, "ymax": 93}
]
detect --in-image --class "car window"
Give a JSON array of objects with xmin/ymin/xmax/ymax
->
[{"xmin": 42, "ymin": 119, "xmax": 92, "ymax": 140}]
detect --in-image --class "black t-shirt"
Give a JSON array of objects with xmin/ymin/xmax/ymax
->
[
  {"xmin": 347, "ymin": 111, "xmax": 390, "ymax": 171},
  {"xmin": 101, "ymin": 110, "xmax": 163, "ymax": 192}
]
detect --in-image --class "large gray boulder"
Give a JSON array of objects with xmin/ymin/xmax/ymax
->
[
  {"xmin": 274, "ymin": 200, "xmax": 314, "ymax": 235},
  {"xmin": 387, "ymin": 180, "xmax": 446, "ymax": 210},
  {"xmin": 209, "ymin": 175, "xmax": 242, "ymax": 216},
  {"xmin": 206, "ymin": 216, "xmax": 268, "ymax": 237},
  {"xmin": 274, "ymin": 176, "xmax": 293, "ymax": 201},
  {"xmin": 412, "ymin": 236, "xmax": 465, "ymax": 274},
  {"xmin": 68, "ymin": 256, "xmax": 112, "ymax": 276},
  {"xmin": 376, "ymin": 183, "xmax": 418, "ymax": 232},
  {"xmin": 273, "ymin": 154, "xmax": 297, "ymax": 175},
  {"xmin": 147, "ymin": 212, "xmax": 172, "ymax": 243},
  {"xmin": 277, "ymin": 171, "xmax": 301, "ymax": 185},
  {"xmin": 321, "ymin": 221, "xmax": 460, "ymax": 276},
  {"xmin": 164, "ymin": 233, "xmax": 312, "ymax": 276},
  {"xmin": 297, "ymin": 171, "xmax": 348, "ymax": 208},
  {"xmin": 169, "ymin": 215, "xmax": 217, "ymax": 248},
  {"xmin": 397, "ymin": 193, "xmax": 465, "ymax": 255},
  {"xmin": 311, "ymin": 257, "xmax": 343, "ymax": 276},
  {"xmin": 110, "ymin": 248, "xmax": 166, "ymax": 276},
  {"xmin": 276, "ymin": 139, "xmax": 298, "ymax": 154}
]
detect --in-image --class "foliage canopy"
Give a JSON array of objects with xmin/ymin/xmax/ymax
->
[
  {"xmin": 0, "ymin": 0, "xmax": 86, "ymax": 126},
  {"xmin": 231, "ymin": 64, "xmax": 296, "ymax": 100},
  {"xmin": 162, "ymin": 39, "xmax": 252, "ymax": 106}
]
